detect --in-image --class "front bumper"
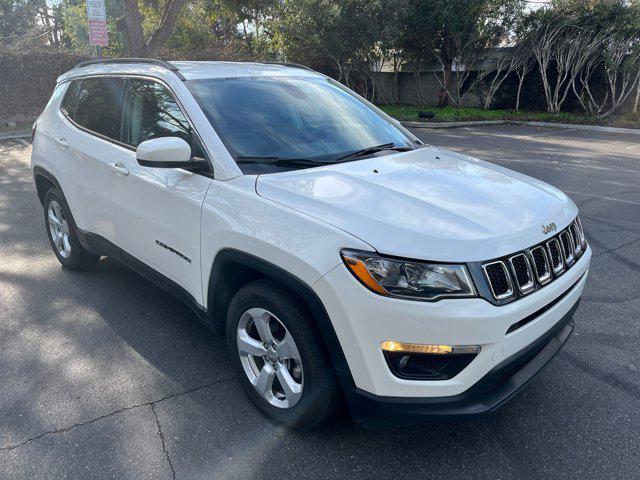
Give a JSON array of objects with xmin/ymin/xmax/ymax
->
[
  {"xmin": 342, "ymin": 298, "xmax": 579, "ymax": 427},
  {"xmin": 313, "ymin": 245, "xmax": 590, "ymax": 424}
]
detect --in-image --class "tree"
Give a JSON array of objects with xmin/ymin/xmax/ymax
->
[
  {"xmin": 397, "ymin": 0, "xmax": 523, "ymax": 107},
  {"xmin": 270, "ymin": 0, "xmax": 384, "ymax": 99},
  {"xmin": 511, "ymin": 42, "xmax": 534, "ymax": 111},
  {"xmin": 527, "ymin": 0, "xmax": 640, "ymax": 117},
  {"xmin": 0, "ymin": 0, "xmax": 62, "ymax": 47},
  {"xmin": 526, "ymin": 8, "xmax": 590, "ymax": 114},
  {"xmin": 224, "ymin": 0, "xmax": 278, "ymax": 50},
  {"xmin": 116, "ymin": 0, "xmax": 188, "ymax": 57},
  {"xmin": 378, "ymin": 0, "xmax": 410, "ymax": 103}
]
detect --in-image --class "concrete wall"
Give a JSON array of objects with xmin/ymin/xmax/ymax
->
[{"xmin": 372, "ymin": 71, "xmax": 482, "ymax": 107}]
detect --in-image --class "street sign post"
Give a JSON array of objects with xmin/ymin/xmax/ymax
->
[{"xmin": 86, "ymin": 0, "xmax": 108, "ymax": 58}]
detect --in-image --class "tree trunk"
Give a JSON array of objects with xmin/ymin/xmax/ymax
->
[
  {"xmin": 438, "ymin": 60, "xmax": 452, "ymax": 107},
  {"xmin": 117, "ymin": 0, "xmax": 147, "ymax": 56},
  {"xmin": 146, "ymin": 0, "xmax": 188, "ymax": 57},
  {"xmin": 117, "ymin": 0, "xmax": 187, "ymax": 57},
  {"xmin": 635, "ymin": 80, "xmax": 640, "ymax": 113},
  {"xmin": 516, "ymin": 72, "xmax": 525, "ymax": 111},
  {"xmin": 392, "ymin": 70, "xmax": 399, "ymax": 104},
  {"xmin": 414, "ymin": 70, "xmax": 425, "ymax": 107}
]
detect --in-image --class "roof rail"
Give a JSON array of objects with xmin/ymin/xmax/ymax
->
[
  {"xmin": 73, "ymin": 58, "xmax": 186, "ymax": 81},
  {"xmin": 266, "ymin": 62, "xmax": 314, "ymax": 72}
]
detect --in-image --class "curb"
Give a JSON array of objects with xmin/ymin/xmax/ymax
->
[
  {"xmin": 511, "ymin": 121, "xmax": 640, "ymax": 135},
  {"xmin": 0, "ymin": 130, "xmax": 31, "ymax": 141},
  {"xmin": 401, "ymin": 120, "xmax": 507, "ymax": 129},
  {"xmin": 401, "ymin": 119, "xmax": 640, "ymax": 135}
]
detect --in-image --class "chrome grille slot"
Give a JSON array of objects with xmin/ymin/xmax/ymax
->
[
  {"xmin": 569, "ymin": 223, "xmax": 582, "ymax": 256},
  {"xmin": 530, "ymin": 246, "xmax": 551, "ymax": 284},
  {"xmin": 559, "ymin": 230, "xmax": 575, "ymax": 266},
  {"xmin": 576, "ymin": 217, "xmax": 585, "ymax": 245},
  {"xmin": 482, "ymin": 261, "xmax": 513, "ymax": 300},
  {"xmin": 509, "ymin": 253, "xmax": 535, "ymax": 293},
  {"xmin": 546, "ymin": 238, "xmax": 565, "ymax": 275}
]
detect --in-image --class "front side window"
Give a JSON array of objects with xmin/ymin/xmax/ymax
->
[
  {"xmin": 187, "ymin": 76, "xmax": 415, "ymax": 173},
  {"xmin": 64, "ymin": 77, "xmax": 125, "ymax": 140},
  {"xmin": 121, "ymin": 79, "xmax": 203, "ymax": 157}
]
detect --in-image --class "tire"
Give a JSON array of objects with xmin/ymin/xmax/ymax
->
[
  {"xmin": 226, "ymin": 278, "xmax": 340, "ymax": 429},
  {"xmin": 43, "ymin": 188, "xmax": 99, "ymax": 270}
]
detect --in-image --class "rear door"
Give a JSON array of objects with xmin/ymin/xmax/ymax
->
[
  {"xmin": 108, "ymin": 78, "xmax": 212, "ymax": 304},
  {"xmin": 58, "ymin": 77, "xmax": 125, "ymax": 242}
]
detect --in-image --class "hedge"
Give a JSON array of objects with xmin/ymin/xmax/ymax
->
[{"xmin": 0, "ymin": 49, "xmax": 88, "ymax": 122}]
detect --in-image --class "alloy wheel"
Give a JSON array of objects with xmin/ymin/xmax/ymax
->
[
  {"xmin": 47, "ymin": 200, "xmax": 71, "ymax": 258},
  {"xmin": 237, "ymin": 307, "xmax": 304, "ymax": 409}
]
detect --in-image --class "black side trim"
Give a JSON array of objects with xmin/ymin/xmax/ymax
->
[
  {"xmin": 76, "ymin": 229, "xmax": 208, "ymax": 324},
  {"xmin": 345, "ymin": 298, "xmax": 581, "ymax": 428},
  {"xmin": 208, "ymin": 249, "xmax": 353, "ymax": 378},
  {"xmin": 137, "ymin": 158, "xmax": 209, "ymax": 172}
]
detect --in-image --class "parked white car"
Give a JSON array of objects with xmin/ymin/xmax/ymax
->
[{"xmin": 31, "ymin": 59, "xmax": 591, "ymax": 428}]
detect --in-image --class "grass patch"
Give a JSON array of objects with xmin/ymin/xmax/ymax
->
[{"xmin": 379, "ymin": 104, "xmax": 638, "ymax": 129}]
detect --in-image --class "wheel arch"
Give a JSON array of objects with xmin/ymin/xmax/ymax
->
[
  {"xmin": 207, "ymin": 248, "xmax": 352, "ymax": 380},
  {"xmin": 33, "ymin": 166, "xmax": 60, "ymax": 205},
  {"xmin": 33, "ymin": 166, "xmax": 85, "ymax": 237}
]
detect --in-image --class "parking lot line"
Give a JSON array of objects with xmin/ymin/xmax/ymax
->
[{"xmin": 563, "ymin": 190, "xmax": 640, "ymax": 207}]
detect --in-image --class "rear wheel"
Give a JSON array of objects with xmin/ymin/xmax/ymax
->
[
  {"xmin": 226, "ymin": 278, "xmax": 340, "ymax": 429},
  {"xmin": 43, "ymin": 189, "xmax": 99, "ymax": 270}
]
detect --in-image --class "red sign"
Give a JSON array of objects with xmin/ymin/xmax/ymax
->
[{"xmin": 88, "ymin": 20, "xmax": 108, "ymax": 46}]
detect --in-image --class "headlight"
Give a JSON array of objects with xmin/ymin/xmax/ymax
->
[{"xmin": 340, "ymin": 249, "xmax": 476, "ymax": 301}]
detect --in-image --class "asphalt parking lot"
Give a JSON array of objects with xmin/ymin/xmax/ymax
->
[{"xmin": 1, "ymin": 124, "xmax": 638, "ymax": 479}]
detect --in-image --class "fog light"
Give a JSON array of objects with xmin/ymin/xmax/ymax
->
[
  {"xmin": 381, "ymin": 341, "xmax": 481, "ymax": 355},
  {"xmin": 382, "ymin": 341, "xmax": 481, "ymax": 380}
]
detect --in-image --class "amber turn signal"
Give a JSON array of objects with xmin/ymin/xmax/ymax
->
[{"xmin": 342, "ymin": 255, "xmax": 389, "ymax": 295}]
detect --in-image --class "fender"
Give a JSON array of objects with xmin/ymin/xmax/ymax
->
[{"xmin": 208, "ymin": 248, "xmax": 353, "ymax": 381}]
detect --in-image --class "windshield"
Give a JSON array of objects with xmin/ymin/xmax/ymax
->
[{"xmin": 186, "ymin": 76, "xmax": 416, "ymax": 173}]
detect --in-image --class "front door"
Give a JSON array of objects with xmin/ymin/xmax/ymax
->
[{"xmin": 108, "ymin": 78, "xmax": 212, "ymax": 305}]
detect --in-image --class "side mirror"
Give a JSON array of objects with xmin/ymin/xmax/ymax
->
[{"xmin": 136, "ymin": 137, "xmax": 208, "ymax": 172}]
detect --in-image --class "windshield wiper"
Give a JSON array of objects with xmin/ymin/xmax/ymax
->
[
  {"xmin": 336, "ymin": 143, "xmax": 414, "ymax": 162},
  {"xmin": 236, "ymin": 156, "xmax": 330, "ymax": 168}
]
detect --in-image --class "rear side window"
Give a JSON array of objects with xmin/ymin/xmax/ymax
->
[
  {"xmin": 121, "ymin": 79, "xmax": 203, "ymax": 157},
  {"xmin": 62, "ymin": 77, "xmax": 125, "ymax": 141},
  {"xmin": 60, "ymin": 82, "xmax": 79, "ymax": 116}
]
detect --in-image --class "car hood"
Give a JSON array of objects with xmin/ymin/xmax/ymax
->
[{"xmin": 255, "ymin": 146, "xmax": 577, "ymax": 262}]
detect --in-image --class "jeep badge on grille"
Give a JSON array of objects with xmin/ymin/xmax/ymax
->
[{"xmin": 541, "ymin": 222, "xmax": 557, "ymax": 234}]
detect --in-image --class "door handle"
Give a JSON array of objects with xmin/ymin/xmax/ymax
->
[
  {"xmin": 54, "ymin": 137, "xmax": 68, "ymax": 149},
  {"xmin": 109, "ymin": 163, "xmax": 129, "ymax": 176}
]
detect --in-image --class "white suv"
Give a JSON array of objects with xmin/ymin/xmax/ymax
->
[{"xmin": 31, "ymin": 59, "xmax": 591, "ymax": 428}]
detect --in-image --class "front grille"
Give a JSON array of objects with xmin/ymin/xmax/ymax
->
[{"xmin": 482, "ymin": 217, "xmax": 586, "ymax": 302}]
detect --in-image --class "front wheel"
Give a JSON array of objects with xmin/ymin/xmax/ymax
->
[{"xmin": 226, "ymin": 278, "xmax": 340, "ymax": 429}]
